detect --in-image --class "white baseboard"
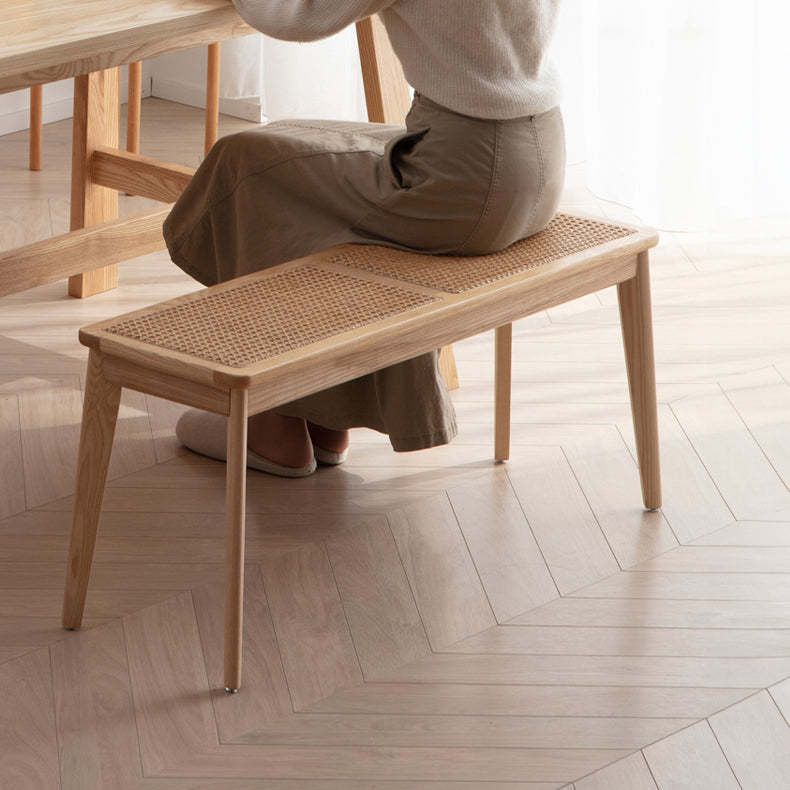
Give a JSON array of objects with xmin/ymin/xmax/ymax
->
[
  {"xmin": 0, "ymin": 96, "xmax": 75, "ymax": 137},
  {"xmin": 0, "ymin": 77, "xmax": 155, "ymax": 137},
  {"xmin": 150, "ymin": 77, "xmax": 264, "ymax": 123}
]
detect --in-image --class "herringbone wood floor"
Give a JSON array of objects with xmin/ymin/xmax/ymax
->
[{"xmin": 2, "ymin": 99, "xmax": 790, "ymax": 789}]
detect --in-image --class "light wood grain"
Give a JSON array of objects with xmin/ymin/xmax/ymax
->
[
  {"xmin": 29, "ymin": 84, "xmax": 43, "ymax": 171},
  {"xmin": 355, "ymin": 16, "xmax": 411, "ymax": 126},
  {"xmin": 325, "ymin": 517, "xmax": 431, "ymax": 676},
  {"xmin": 670, "ymin": 385, "xmax": 790, "ymax": 520},
  {"xmin": 50, "ymin": 619, "xmax": 142, "ymax": 789},
  {"xmin": 123, "ymin": 593, "xmax": 219, "ymax": 772},
  {"xmin": 0, "ymin": 0, "xmax": 252, "ymax": 94},
  {"xmin": 62, "ymin": 351, "xmax": 122, "ymax": 629},
  {"xmin": 494, "ymin": 323, "xmax": 513, "ymax": 460},
  {"xmin": 7, "ymin": 102, "xmax": 790, "ymax": 786},
  {"xmin": 572, "ymin": 569, "xmax": 790, "ymax": 601},
  {"xmin": 387, "ymin": 494, "xmax": 496, "ymax": 650},
  {"xmin": 448, "ymin": 623, "xmax": 790, "ymax": 659},
  {"xmin": 709, "ymin": 691, "xmax": 790, "ymax": 789},
  {"xmin": 643, "ymin": 721, "xmax": 740, "ymax": 790},
  {"xmin": 68, "ymin": 68, "xmax": 121, "ymax": 297},
  {"xmin": 631, "ymin": 544, "xmax": 790, "ymax": 573},
  {"xmin": 769, "ymin": 676, "xmax": 790, "ymax": 724},
  {"xmin": 692, "ymin": 519, "xmax": 790, "ymax": 546},
  {"xmin": 260, "ymin": 541, "xmax": 364, "ymax": 710},
  {"xmin": 91, "ymin": 146, "xmax": 194, "ymax": 202},
  {"xmin": 0, "ymin": 197, "xmax": 53, "ymax": 249},
  {"xmin": 653, "ymin": 404, "xmax": 734, "ymax": 543},
  {"xmin": 0, "ymin": 648, "xmax": 60, "ymax": 789},
  {"xmin": 162, "ymin": 741, "xmax": 635, "ymax": 784},
  {"xmin": 506, "ymin": 446, "xmax": 620, "ymax": 595},
  {"xmin": 234, "ymin": 711, "xmax": 693, "ymax": 750},
  {"xmin": 722, "ymin": 366, "xmax": 790, "ymax": 495},
  {"xmin": 223, "ymin": 387, "xmax": 248, "ymax": 691},
  {"xmin": 447, "ymin": 468, "xmax": 558, "ymax": 620},
  {"xmin": 192, "ymin": 571, "xmax": 293, "ymax": 741},
  {"xmin": 514, "ymin": 595, "xmax": 790, "ymax": 631},
  {"xmin": 0, "ymin": 205, "xmax": 170, "ymax": 298},
  {"xmin": 59, "ymin": 211, "xmax": 659, "ymax": 692},
  {"xmin": 0, "ymin": 394, "xmax": 26, "ymax": 519},
  {"xmin": 204, "ymin": 42, "xmax": 221, "ymax": 154},
  {"xmin": 309, "ymin": 680, "xmax": 750, "ymax": 720},
  {"xmin": 126, "ymin": 61, "xmax": 142, "ymax": 155},
  {"xmin": 17, "ymin": 375, "xmax": 83, "ymax": 508},
  {"xmin": 438, "ymin": 345, "xmax": 460, "ymax": 391},
  {"xmin": 617, "ymin": 251, "xmax": 661, "ymax": 509},
  {"xmin": 0, "ymin": 0, "xmax": 252, "ymax": 304},
  {"xmin": 560, "ymin": 426, "xmax": 676, "ymax": 568},
  {"xmin": 375, "ymin": 650, "xmax": 790, "ymax": 689},
  {"xmin": 574, "ymin": 752, "xmax": 658, "ymax": 790}
]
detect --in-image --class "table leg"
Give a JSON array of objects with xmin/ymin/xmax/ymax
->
[
  {"xmin": 127, "ymin": 61, "xmax": 142, "ymax": 156},
  {"xmin": 29, "ymin": 84, "xmax": 43, "ymax": 171},
  {"xmin": 205, "ymin": 43, "xmax": 221, "ymax": 155},
  {"xmin": 68, "ymin": 68, "xmax": 121, "ymax": 298}
]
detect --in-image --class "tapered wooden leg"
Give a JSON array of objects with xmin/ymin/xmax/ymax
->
[
  {"xmin": 617, "ymin": 251, "xmax": 661, "ymax": 510},
  {"xmin": 205, "ymin": 43, "xmax": 221, "ymax": 155},
  {"xmin": 62, "ymin": 350, "xmax": 122, "ymax": 629},
  {"xmin": 439, "ymin": 345, "xmax": 459, "ymax": 391},
  {"xmin": 224, "ymin": 388, "xmax": 248, "ymax": 692},
  {"xmin": 29, "ymin": 85, "xmax": 43, "ymax": 171},
  {"xmin": 68, "ymin": 68, "xmax": 121, "ymax": 298},
  {"xmin": 494, "ymin": 324, "xmax": 513, "ymax": 462}
]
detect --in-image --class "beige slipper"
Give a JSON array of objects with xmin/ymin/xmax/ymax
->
[
  {"xmin": 312, "ymin": 445, "xmax": 349, "ymax": 466},
  {"xmin": 175, "ymin": 409, "xmax": 317, "ymax": 478}
]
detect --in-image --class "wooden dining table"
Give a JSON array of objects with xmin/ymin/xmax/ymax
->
[{"xmin": 0, "ymin": 0, "xmax": 253, "ymax": 298}]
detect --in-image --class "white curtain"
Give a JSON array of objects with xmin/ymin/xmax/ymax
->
[
  {"xmin": 553, "ymin": 0, "xmax": 790, "ymax": 231},
  {"xmin": 215, "ymin": 27, "xmax": 367, "ymax": 123},
  {"xmin": 219, "ymin": 2, "xmax": 790, "ymax": 232}
]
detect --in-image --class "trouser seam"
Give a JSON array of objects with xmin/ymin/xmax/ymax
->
[
  {"xmin": 455, "ymin": 122, "xmax": 504, "ymax": 253},
  {"xmin": 526, "ymin": 114, "xmax": 547, "ymax": 229}
]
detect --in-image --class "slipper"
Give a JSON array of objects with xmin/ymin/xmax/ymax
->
[
  {"xmin": 306, "ymin": 422, "xmax": 349, "ymax": 466},
  {"xmin": 175, "ymin": 409, "xmax": 317, "ymax": 478},
  {"xmin": 312, "ymin": 445, "xmax": 349, "ymax": 466}
]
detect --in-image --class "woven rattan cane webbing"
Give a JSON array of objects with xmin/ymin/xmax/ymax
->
[
  {"xmin": 106, "ymin": 266, "xmax": 438, "ymax": 368},
  {"xmin": 329, "ymin": 214, "xmax": 636, "ymax": 293}
]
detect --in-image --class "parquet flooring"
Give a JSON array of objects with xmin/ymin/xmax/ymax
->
[{"xmin": 2, "ymin": 99, "xmax": 790, "ymax": 788}]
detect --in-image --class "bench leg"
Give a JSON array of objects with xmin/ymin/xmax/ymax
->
[
  {"xmin": 617, "ymin": 251, "xmax": 662, "ymax": 510},
  {"xmin": 224, "ymin": 388, "xmax": 248, "ymax": 693},
  {"xmin": 494, "ymin": 324, "xmax": 513, "ymax": 462},
  {"xmin": 62, "ymin": 350, "xmax": 121, "ymax": 629}
]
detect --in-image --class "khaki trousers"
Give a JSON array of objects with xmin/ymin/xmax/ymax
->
[{"xmin": 164, "ymin": 95, "xmax": 565, "ymax": 451}]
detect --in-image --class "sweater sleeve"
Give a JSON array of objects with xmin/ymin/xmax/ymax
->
[{"xmin": 231, "ymin": 0, "xmax": 397, "ymax": 42}]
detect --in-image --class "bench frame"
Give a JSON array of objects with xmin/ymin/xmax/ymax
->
[{"xmin": 62, "ymin": 214, "xmax": 661, "ymax": 692}]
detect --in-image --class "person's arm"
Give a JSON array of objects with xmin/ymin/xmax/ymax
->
[{"xmin": 232, "ymin": 0, "xmax": 396, "ymax": 42}]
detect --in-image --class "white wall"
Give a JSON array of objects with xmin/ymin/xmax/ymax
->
[
  {"xmin": 144, "ymin": 35, "xmax": 265, "ymax": 123},
  {"xmin": 0, "ymin": 67, "xmax": 145, "ymax": 137}
]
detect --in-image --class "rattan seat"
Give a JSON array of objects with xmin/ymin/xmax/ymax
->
[{"xmin": 62, "ymin": 212, "xmax": 662, "ymax": 692}]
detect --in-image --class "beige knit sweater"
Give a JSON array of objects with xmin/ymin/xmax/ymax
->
[{"xmin": 231, "ymin": 0, "xmax": 561, "ymax": 119}]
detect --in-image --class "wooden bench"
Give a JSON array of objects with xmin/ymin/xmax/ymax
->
[{"xmin": 61, "ymin": 212, "xmax": 661, "ymax": 692}]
